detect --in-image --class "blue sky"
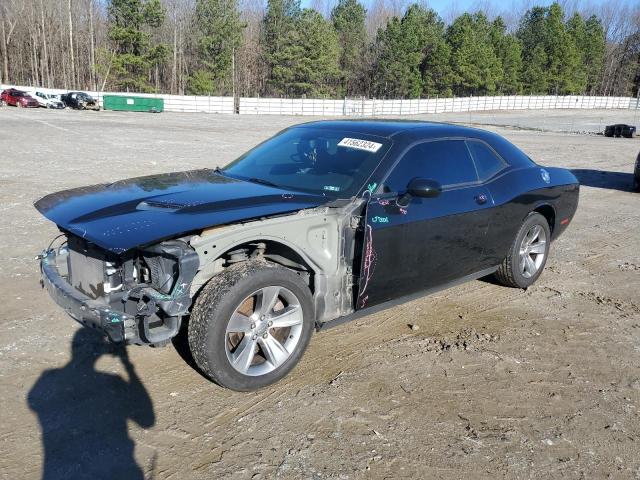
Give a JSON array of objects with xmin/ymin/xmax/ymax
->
[{"xmin": 303, "ymin": 0, "xmax": 636, "ymax": 21}]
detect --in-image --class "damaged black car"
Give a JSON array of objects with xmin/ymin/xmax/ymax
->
[
  {"xmin": 36, "ymin": 121, "xmax": 580, "ymax": 390},
  {"xmin": 61, "ymin": 91, "xmax": 100, "ymax": 110}
]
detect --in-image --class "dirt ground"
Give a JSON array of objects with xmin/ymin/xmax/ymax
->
[{"xmin": 0, "ymin": 107, "xmax": 639, "ymax": 479}]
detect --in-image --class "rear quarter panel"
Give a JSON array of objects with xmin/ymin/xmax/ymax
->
[{"xmin": 484, "ymin": 166, "xmax": 579, "ymax": 265}]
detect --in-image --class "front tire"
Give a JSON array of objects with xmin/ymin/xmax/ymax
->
[
  {"xmin": 188, "ymin": 260, "xmax": 314, "ymax": 391},
  {"xmin": 494, "ymin": 212, "xmax": 551, "ymax": 289}
]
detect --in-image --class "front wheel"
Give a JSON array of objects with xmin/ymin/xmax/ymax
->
[
  {"xmin": 188, "ymin": 260, "xmax": 314, "ymax": 391},
  {"xmin": 494, "ymin": 212, "xmax": 551, "ymax": 289}
]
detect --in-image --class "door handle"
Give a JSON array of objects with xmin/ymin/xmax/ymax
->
[{"xmin": 475, "ymin": 194, "xmax": 488, "ymax": 205}]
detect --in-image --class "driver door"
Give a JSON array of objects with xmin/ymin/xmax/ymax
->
[{"xmin": 356, "ymin": 140, "xmax": 494, "ymax": 309}]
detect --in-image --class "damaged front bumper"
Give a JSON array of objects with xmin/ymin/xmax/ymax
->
[
  {"xmin": 40, "ymin": 248, "xmax": 136, "ymax": 342},
  {"xmin": 39, "ymin": 240, "xmax": 199, "ymax": 345}
]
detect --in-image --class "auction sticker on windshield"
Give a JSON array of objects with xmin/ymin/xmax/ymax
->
[{"xmin": 338, "ymin": 138, "xmax": 383, "ymax": 153}]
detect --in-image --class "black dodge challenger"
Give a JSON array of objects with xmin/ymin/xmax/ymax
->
[{"xmin": 36, "ymin": 121, "xmax": 580, "ymax": 390}]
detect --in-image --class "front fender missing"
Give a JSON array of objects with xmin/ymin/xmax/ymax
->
[{"xmin": 126, "ymin": 241, "xmax": 199, "ymax": 318}]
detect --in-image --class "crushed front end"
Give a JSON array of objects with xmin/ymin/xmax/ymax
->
[{"xmin": 39, "ymin": 234, "xmax": 198, "ymax": 345}]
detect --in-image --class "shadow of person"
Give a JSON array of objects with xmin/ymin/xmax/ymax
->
[
  {"xmin": 570, "ymin": 169, "xmax": 635, "ymax": 192},
  {"xmin": 28, "ymin": 328, "xmax": 155, "ymax": 480}
]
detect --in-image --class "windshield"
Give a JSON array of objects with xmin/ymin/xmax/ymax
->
[{"xmin": 222, "ymin": 127, "xmax": 390, "ymax": 197}]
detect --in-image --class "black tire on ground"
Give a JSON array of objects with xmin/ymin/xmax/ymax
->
[
  {"xmin": 188, "ymin": 260, "xmax": 315, "ymax": 391},
  {"xmin": 633, "ymin": 176, "xmax": 640, "ymax": 192},
  {"xmin": 494, "ymin": 212, "xmax": 551, "ymax": 289}
]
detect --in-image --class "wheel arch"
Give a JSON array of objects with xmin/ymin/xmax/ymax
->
[
  {"xmin": 191, "ymin": 236, "xmax": 322, "ymax": 301},
  {"xmin": 531, "ymin": 204, "xmax": 556, "ymax": 234}
]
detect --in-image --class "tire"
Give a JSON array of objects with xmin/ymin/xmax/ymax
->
[
  {"xmin": 188, "ymin": 260, "xmax": 314, "ymax": 391},
  {"xmin": 494, "ymin": 212, "xmax": 551, "ymax": 289},
  {"xmin": 633, "ymin": 176, "xmax": 640, "ymax": 192}
]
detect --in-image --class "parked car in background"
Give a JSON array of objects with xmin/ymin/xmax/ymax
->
[
  {"xmin": 61, "ymin": 91, "xmax": 100, "ymax": 110},
  {"xmin": 0, "ymin": 89, "xmax": 39, "ymax": 108},
  {"xmin": 30, "ymin": 91, "xmax": 65, "ymax": 109},
  {"xmin": 36, "ymin": 120, "xmax": 580, "ymax": 391},
  {"xmin": 634, "ymin": 151, "xmax": 640, "ymax": 192}
]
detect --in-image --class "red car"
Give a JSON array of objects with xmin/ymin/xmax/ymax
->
[{"xmin": 0, "ymin": 88, "xmax": 39, "ymax": 108}]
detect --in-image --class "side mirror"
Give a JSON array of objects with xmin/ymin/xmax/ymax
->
[{"xmin": 406, "ymin": 178, "xmax": 442, "ymax": 198}]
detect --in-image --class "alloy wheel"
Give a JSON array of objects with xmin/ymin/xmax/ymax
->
[
  {"xmin": 518, "ymin": 224, "xmax": 547, "ymax": 278},
  {"xmin": 225, "ymin": 286, "xmax": 304, "ymax": 376}
]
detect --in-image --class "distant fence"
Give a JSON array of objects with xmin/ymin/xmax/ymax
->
[
  {"xmin": 2, "ymin": 84, "xmax": 638, "ymax": 116},
  {"xmin": 239, "ymin": 95, "xmax": 639, "ymax": 115}
]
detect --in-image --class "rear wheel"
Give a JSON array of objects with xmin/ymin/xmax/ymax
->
[
  {"xmin": 494, "ymin": 212, "xmax": 551, "ymax": 289},
  {"xmin": 188, "ymin": 260, "xmax": 314, "ymax": 391}
]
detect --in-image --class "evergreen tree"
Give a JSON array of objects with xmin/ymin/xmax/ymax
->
[
  {"xmin": 516, "ymin": 6, "xmax": 547, "ymax": 56},
  {"xmin": 187, "ymin": 0, "xmax": 244, "ymax": 95},
  {"xmin": 371, "ymin": 5, "xmax": 449, "ymax": 98},
  {"xmin": 331, "ymin": 0, "xmax": 367, "ymax": 95},
  {"xmin": 566, "ymin": 12, "xmax": 588, "ymax": 91},
  {"xmin": 517, "ymin": 5, "xmax": 549, "ymax": 93},
  {"xmin": 517, "ymin": 2, "xmax": 584, "ymax": 94},
  {"xmin": 268, "ymin": 9, "xmax": 340, "ymax": 96},
  {"xmin": 370, "ymin": 17, "xmax": 407, "ymax": 97},
  {"xmin": 263, "ymin": 0, "xmax": 301, "ymax": 95},
  {"xmin": 421, "ymin": 37, "xmax": 452, "ymax": 97},
  {"xmin": 107, "ymin": 0, "xmax": 169, "ymax": 92},
  {"xmin": 490, "ymin": 17, "xmax": 522, "ymax": 94},
  {"xmin": 583, "ymin": 15, "xmax": 606, "ymax": 94},
  {"xmin": 545, "ymin": 3, "xmax": 581, "ymax": 93},
  {"xmin": 522, "ymin": 44, "xmax": 548, "ymax": 93},
  {"xmin": 446, "ymin": 12, "xmax": 502, "ymax": 95}
]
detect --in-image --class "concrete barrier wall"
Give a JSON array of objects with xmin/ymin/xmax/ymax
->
[
  {"xmin": 3, "ymin": 84, "xmax": 638, "ymax": 116},
  {"xmin": 239, "ymin": 95, "xmax": 639, "ymax": 115}
]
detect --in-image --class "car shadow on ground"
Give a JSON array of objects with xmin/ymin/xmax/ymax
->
[
  {"xmin": 571, "ymin": 169, "xmax": 636, "ymax": 192},
  {"xmin": 27, "ymin": 328, "xmax": 155, "ymax": 480}
]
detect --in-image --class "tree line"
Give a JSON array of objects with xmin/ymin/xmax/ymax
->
[{"xmin": 1, "ymin": 0, "xmax": 638, "ymax": 99}]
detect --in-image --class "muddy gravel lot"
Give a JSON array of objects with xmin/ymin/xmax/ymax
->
[{"xmin": 1, "ymin": 107, "xmax": 639, "ymax": 479}]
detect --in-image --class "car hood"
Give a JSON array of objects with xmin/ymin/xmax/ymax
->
[{"xmin": 35, "ymin": 169, "xmax": 329, "ymax": 253}]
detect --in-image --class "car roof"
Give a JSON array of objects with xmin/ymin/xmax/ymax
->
[
  {"xmin": 294, "ymin": 119, "xmax": 536, "ymax": 168},
  {"xmin": 295, "ymin": 119, "xmax": 492, "ymax": 140}
]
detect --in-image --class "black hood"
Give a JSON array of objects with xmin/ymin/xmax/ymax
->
[{"xmin": 35, "ymin": 169, "xmax": 329, "ymax": 253}]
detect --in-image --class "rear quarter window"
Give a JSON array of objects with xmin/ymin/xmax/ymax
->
[
  {"xmin": 482, "ymin": 133, "xmax": 536, "ymax": 168},
  {"xmin": 466, "ymin": 140, "xmax": 507, "ymax": 181}
]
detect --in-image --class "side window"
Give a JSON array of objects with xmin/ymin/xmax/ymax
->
[
  {"xmin": 466, "ymin": 140, "xmax": 507, "ymax": 181},
  {"xmin": 384, "ymin": 140, "xmax": 478, "ymax": 192}
]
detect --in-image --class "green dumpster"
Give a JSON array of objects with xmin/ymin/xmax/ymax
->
[{"xmin": 102, "ymin": 95, "xmax": 164, "ymax": 113}]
